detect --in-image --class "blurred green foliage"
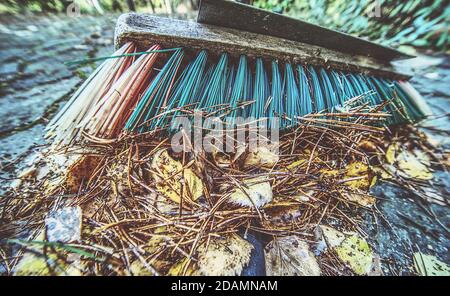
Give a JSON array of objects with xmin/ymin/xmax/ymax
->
[
  {"xmin": 1, "ymin": 0, "xmax": 447, "ymax": 52},
  {"xmin": 0, "ymin": 0, "xmax": 196, "ymax": 14},
  {"xmin": 253, "ymin": 0, "xmax": 449, "ymax": 51}
]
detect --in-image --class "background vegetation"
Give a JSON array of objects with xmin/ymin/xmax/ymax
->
[
  {"xmin": 253, "ymin": 0, "xmax": 449, "ymax": 52},
  {"xmin": 0, "ymin": 0, "xmax": 448, "ymax": 52},
  {"xmin": 0, "ymin": 0, "xmax": 200, "ymax": 14}
]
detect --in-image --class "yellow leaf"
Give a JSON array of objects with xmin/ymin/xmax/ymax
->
[
  {"xmin": 184, "ymin": 169, "xmax": 203, "ymax": 200},
  {"xmin": 335, "ymin": 234, "xmax": 373, "ymax": 275},
  {"xmin": 13, "ymin": 232, "xmax": 83, "ymax": 276},
  {"xmin": 345, "ymin": 162, "xmax": 368, "ymax": 177},
  {"xmin": 397, "ymin": 150, "xmax": 433, "ymax": 180},
  {"xmin": 320, "ymin": 226, "xmax": 374, "ymax": 275},
  {"xmin": 286, "ymin": 150, "xmax": 318, "ymax": 171},
  {"xmin": 371, "ymin": 166, "xmax": 393, "ymax": 180},
  {"xmin": 167, "ymin": 258, "xmax": 198, "ymax": 276},
  {"xmin": 344, "ymin": 162, "xmax": 370, "ymax": 190},
  {"xmin": 386, "ymin": 142, "xmax": 399, "ymax": 164},
  {"xmin": 287, "ymin": 159, "xmax": 307, "ymax": 170},
  {"xmin": 14, "ymin": 251, "xmax": 75, "ymax": 276},
  {"xmin": 320, "ymin": 168, "xmax": 339, "ymax": 177},
  {"xmin": 370, "ymin": 175, "xmax": 377, "ymax": 188},
  {"xmin": 265, "ymin": 236, "xmax": 321, "ymax": 276},
  {"xmin": 129, "ymin": 260, "xmax": 157, "ymax": 276},
  {"xmin": 14, "ymin": 251, "xmax": 53, "ymax": 276},
  {"xmin": 413, "ymin": 252, "xmax": 450, "ymax": 276},
  {"xmin": 145, "ymin": 227, "xmax": 166, "ymax": 254},
  {"xmin": 151, "ymin": 149, "xmax": 203, "ymax": 204}
]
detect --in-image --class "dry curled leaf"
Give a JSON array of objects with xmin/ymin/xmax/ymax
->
[
  {"xmin": 244, "ymin": 146, "xmax": 279, "ymax": 168},
  {"xmin": 341, "ymin": 191, "xmax": 376, "ymax": 207},
  {"xmin": 265, "ymin": 236, "xmax": 321, "ymax": 276},
  {"xmin": 263, "ymin": 201, "xmax": 302, "ymax": 226},
  {"xmin": 358, "ymin": 140, "xmax": 378, "ymax": 152},
  {"xmin": 196, "ymin": 234, "xmax": 253, "ymax": 276},
  {"xmin": 65, "ymin": 155, "xmax": 102, "ymax": 193},
  {"xmin": 227, "ymin": 176, "xmax": 273, "ymax": 208},
  {"xmin": 42, "ymin": 153, "xmax": 90, "ymax": 194}
]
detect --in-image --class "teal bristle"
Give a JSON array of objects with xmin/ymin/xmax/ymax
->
[
  {"xmin": 161, "ymin": 50, "xmax": 208, "ymax": 131},
  {"xmin": 225, "ymin": 65, "xmax": 235, "ymax": 104},
  {"xmin": 393, "ymin": 81, "xmax": 422, "ymax": 121},
  {"xmin": 268, "ymin": 61, "xmax": 283, "ymax": 125},
  {"xmin": 199, "ymin": 53, "xmax": 228, "ymax": 110},
  {"xmin": 318, "ymin": 68, "xmax": 337, "ymax": 111},
  {"xmin": 197, "ymin": 63, "xmax": 213, "ymax": 105},
  {"xmin": 180, "ymin": 50, "xmax": 208, "ymax": 107},
  {"xmin": 229, "ymin": 55, "xmax": 252, "ymax": 123},
  {"xmin": 122, "ymin": 47, "xmax": 429, "ymax": 134},
  {"xmin": 250, "ymin": 58, "xmax": 269, "ymax": 120},
  {"xmin": 328, "ymin": 70, "xmax": 345, "ymax": 107},
  {"xmin": 284, "ymin": 63, "xmax": 300, "ymax": 127},
  {"xmin": 307, "ymin": 66, "xmax": 326, "ymax": 113},
  {"xmin": 125, "ymin": 49, "xmax": 184, "ymax": 132},
  {"xmin": 366, "ymin": 77, "xmax": 384, "ymax": 105},
  {"xmin": 297, "ymin": 65, "xmax": 313, "ymax": 116},
  {"xmin": 341, "ymin": 73, "xmax": 358, "ymax": 100},
  {"xmin": 356, "ymin": 74, "xmax": 378, "ymax": 106},
  {"xmin": 373, "ymin": 77, "xmax": 406, "ymax": 124}
]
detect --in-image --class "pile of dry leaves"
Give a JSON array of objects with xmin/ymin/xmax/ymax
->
[{"xmin": 0, "ymin": 102, "xmax": 448, "ymax": 276}]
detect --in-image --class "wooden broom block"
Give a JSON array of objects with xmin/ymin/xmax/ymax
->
[{"xmin": 114, "ymin": 13, "xmax": 410, "ymax": 80}]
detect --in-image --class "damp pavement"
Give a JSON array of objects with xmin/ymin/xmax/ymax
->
[
  {"xmin": 0, "ymin": 13, "xmax": 449, "ymax": 275},
  {"xmin": 0, "ymin": 13, "xmax": 117, "ymax": 185},
  {"xmin": 365, "ymin": 54, "xmax": 450, "ymax": 275}
]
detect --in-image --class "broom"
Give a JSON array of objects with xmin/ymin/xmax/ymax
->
[{"xmin": 46, "ymin": 0, "xmax": 432, "ymax": 148}]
